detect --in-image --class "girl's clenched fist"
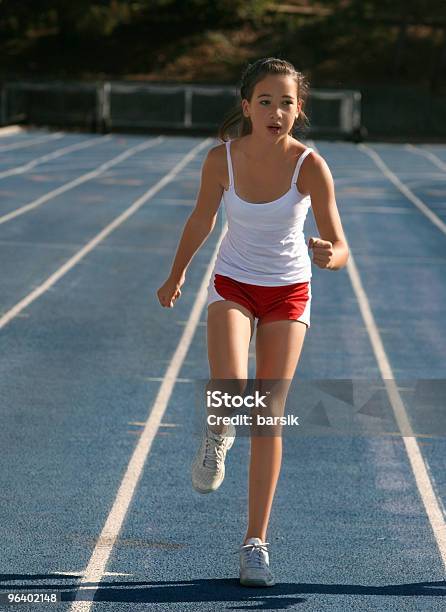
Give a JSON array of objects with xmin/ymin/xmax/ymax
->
[
  {"xmin": 157, "ymin": 274, "xmax": 185, "ymax": 308},
  {"xmin": 308, "ymin": 237, "xmax": 334, "ymax": 269}
]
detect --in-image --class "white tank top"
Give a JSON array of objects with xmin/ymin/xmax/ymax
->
[{"xmin": 212, "ymin": 139, "xmax": 314, "ymax": 286}]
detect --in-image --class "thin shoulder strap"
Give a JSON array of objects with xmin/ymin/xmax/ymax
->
[
  {"xmin": 291, "ymin": 147, "xmax": 314, "ymax": 188},
  {"xmin": 225, "ymin": 140, "xmax": 234, "ymax": 188}
]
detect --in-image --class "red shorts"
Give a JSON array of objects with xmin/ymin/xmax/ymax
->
[{"xmin": 207, "ymin": 273, "xmax": 312, "ymax": 328}]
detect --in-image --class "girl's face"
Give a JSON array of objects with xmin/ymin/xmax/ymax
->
[{"xmin": 242, "ymin": 74, "xmax": 302, "ymax": 140}]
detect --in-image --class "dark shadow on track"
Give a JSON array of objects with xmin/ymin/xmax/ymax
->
[{"xmin": 1, "ymin": 575, "xmax": 446, "ymax": 609}]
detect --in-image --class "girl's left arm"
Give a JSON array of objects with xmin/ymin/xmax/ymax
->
[{"xmin": 305, "ymin": 153, "xmax": 349, "ymax": 271}]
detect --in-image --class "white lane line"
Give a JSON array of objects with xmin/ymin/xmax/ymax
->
[
  {"xmin": 0, "ymin": 135, "xmax": 113, "ymax": 180},
  {"xmin": 55, "ymin": 571, "xmax": 133, "ymax": 578},
  {"xmin": 341, "ymin": 206, "xmax": 415, "ymax": 214},
  {"xmin": 334, "ymin": 173, "xmax": 445, "ymax": 186},
  {"xmin": 310, "ymin": 140, "xmax": 446, "ymax": 575},
  {"xmin": 348, "ymin": 254, "xmax": 446, "ymax": 570},
  {"xmin": 0, "ymin": 132, "xmax": 64, "ymax": 151},
  {"xmin": 0, "ymin": 125, "xmax": 25, "ymax": 137},
  {"xmin": 157, "ymin": 198, "xmax": 195, "ymax": 206},
  {"xmin": 358, "ymin": 143, "xmax": 446, "ymax": 236},
  {"xmin": 0, "ymin": 137, "xmax": 213, "ymax": 331},
  {"xmin": 143, "ymin": 377, "xmax": 196, "ymax": 383},
  {"xmin": 404, "ymin": 144, "xmax": 446, "ymax": 172},
  {"xmin": 69, "ymin": 240, "xmax": 226, "ymax": 610},
  {"xmin": 0, "ymin": 238, "xmax": 175, "ymax": 255},
  {"xmin": 0, "ymin": 137, "xmax": 163, "ymax": 225}
]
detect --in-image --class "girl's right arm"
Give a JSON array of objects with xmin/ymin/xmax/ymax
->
[{"xmin": 157, "ymin": 145, "xmax": 225, "ymax": 308}]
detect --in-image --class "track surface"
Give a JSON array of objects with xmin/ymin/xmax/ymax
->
[{"xmin": 0, "ymin": 128, "xmax": 445, "ymax": 611}]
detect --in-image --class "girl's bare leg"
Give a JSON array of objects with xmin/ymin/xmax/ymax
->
[
  {"xmin": 243, "ymin": 320, "xmax": 307, "ymax": 544},
  {"xmin": 206, "ymin": 300, "xmax": 255, "ymax": 434}
]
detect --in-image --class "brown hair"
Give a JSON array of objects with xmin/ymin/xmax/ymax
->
[{"xmin": 217, "ymin": 57, "xmax": 310, "ymax": 142}]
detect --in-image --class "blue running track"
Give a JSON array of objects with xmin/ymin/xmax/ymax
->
[{"xmin": 0, "ymin": 128, "xmax": 445, "ymax": 611}]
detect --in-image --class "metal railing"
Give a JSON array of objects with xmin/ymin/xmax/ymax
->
[{"xmin": 0, "ymin": 80, "xmax": 363, "ymax": 139}]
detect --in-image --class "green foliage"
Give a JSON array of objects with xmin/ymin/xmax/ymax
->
[
  {"xmin": 0, "ymin": 0, "xmax": 272, "ymax": 36},
  {"xmin": 0, "ymin": 0, "xmax": 444, "ymax": 90}
]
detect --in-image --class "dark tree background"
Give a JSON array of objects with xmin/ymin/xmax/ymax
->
[{"xmin": 0, "ymin": 0, "xmax": 445, "ymax": 93}]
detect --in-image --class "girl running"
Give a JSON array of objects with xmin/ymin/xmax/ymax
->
[{"xmin": 157, "ymin": 57, "xmax": 349, "ymax": 587}]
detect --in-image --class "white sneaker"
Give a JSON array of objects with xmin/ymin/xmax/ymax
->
[
  {"xmin": 238, "ymin": 537, "xmax": 275, "ymax": 587},
  {"xmin": 191, "ymin": 422, "xmax": 235, "ymax": 493}
]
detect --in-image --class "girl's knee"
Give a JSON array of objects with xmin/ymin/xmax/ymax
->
[{"xmin": 207, "ymin": 377, "xmax": 248, "ymax": 395}]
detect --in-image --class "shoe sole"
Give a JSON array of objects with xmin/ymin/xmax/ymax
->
[
  {"xmin": 240, "ymin": 576, "xmax": 276, "ymax": 587},
  {"xmin": 191, "ymin": 431, "xmax": 235, "ymax": 494}
]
